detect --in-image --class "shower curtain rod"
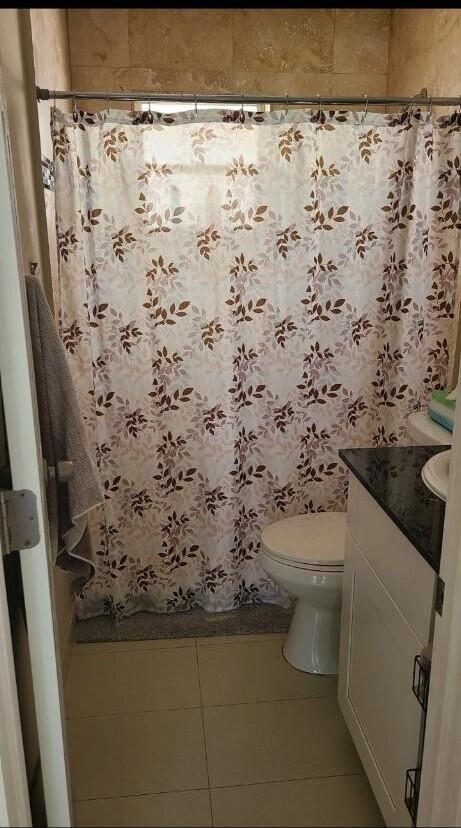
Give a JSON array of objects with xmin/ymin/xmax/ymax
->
[{"xmin": 36, "ymin": 86, "xmax": 461, "ymax": 108}]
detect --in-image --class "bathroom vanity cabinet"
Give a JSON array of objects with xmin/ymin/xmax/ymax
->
[{"xmin": 338, "ymin": 457, "xmax": 441, "ymax": 828}]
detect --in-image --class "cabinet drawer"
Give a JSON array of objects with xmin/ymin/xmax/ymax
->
[
  {"xmin": 339, "ymin": 532, "xmax": 424, "ymax": 827},
  {"xmin": 346, "ymin": 476, "xmax": 436, "ymax": 644}
]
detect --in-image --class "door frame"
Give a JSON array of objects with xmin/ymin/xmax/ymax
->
[{"xmin": 0, "ymin": 72, "xmax": 72, "ymax": 827}]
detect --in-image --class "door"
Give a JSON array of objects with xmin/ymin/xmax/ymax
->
[
  {"xmin": 0, "ymin": 74, "xmax": 72, "ymax": 826},
  {"xmin": 339, "ymin": 532, "xmax": 424, "ymax": 827},
  {"xmin": 0, "ymin": 528, "xmax": 31, "ymax": 827}
]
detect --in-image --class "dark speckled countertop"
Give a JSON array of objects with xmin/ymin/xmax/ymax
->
[{"xmin": 339, "ymin": 445, "xmax": 448, "ymax": 574}]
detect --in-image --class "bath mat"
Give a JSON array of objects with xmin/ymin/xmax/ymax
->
[{"xmin": 74, "ymin": 604, "xmax": 293, "ymax": 644}]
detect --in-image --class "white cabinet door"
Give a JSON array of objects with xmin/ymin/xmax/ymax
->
[
  {"xmin": 339, "ymin": 531, "xmax": 425, "ymax": 827},
  {"xmin": 0, "ymin": 73, "xmax": 71, "ymax": 826}
]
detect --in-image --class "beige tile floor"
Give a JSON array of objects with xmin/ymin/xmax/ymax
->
[{"xmin": 65, "ymin": 633, "xmax": 384, "ymax": 827}]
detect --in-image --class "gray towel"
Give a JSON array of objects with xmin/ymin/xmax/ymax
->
[{"xmin": 25, "ymin": 274, "xmax": 103, "ymax": 592}]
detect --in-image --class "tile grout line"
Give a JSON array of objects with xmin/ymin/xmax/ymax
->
[
  {"xmin": 72, "ymin": 636, "xmax": 286, "ymax": 653},
  {"xmin": 66, "ymin": 691, "xmax": 338, "ymax": 720},
  {"xmin": 66, "ymin": 704, "xmax": 203, "ymax": 721},
  {"xmin": 73, "ymin": 633, "xmax": 286, "ymax": 651},
  {"xmin": 208, "ymin": 770, "xmax": 366, "ymax": 791},
  {"xmin": 73, "ymin": 645, "xmax": 189, "ymax": 652},
  {"xmin": 197, "ymin": 694, "xmax": 338, "ymax": 711},
  {"xmin": 194, "ymin": 638, "xmax": 215, "ymax": 828},
  {"xmin": 72, "ymin": 638, "xmax": 194, "ymax": 656},
  {"xmin": 73, "ymin": 786, "xmax": 210, "ymax": 804},
  {"xmin": 72, "ymin": 771, "xmax": 366, "ymax": 804}
]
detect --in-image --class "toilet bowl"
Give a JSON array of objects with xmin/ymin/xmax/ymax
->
[{"xmin": 259, "ymin": 513, "xmax": 346, "ymax": 675}]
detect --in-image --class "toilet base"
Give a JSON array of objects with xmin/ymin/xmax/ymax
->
[{"xmin": 283, "ymin": 596, "xmax": 341, "ymax": 675}]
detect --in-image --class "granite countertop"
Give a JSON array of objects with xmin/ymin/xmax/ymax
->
[{"xmin": 339, "ymin": 445, "xmax": 449, "ymax": 574}]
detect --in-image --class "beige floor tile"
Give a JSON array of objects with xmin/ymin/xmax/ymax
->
[
  {"xmin": 68, "ymin": 709, "xmax": 208, "ymax": 800},
  {"xmin": 198, "ymin": 638, "xmax": 337, "ymax": 706},
  {"xmin": 72, "ymin": 637, "xmax": 194, "ymax": 655},
  {"xmin": 66, "ymin": 647, "xmax": 200, "ymax": 717},
  {"xmin": 211, "ymin": 774, "xmax": 384, "ymax": 827},
  {"xmin": 204, "ymin": 698, "xmax": 362, "ymax": 788},
  {"xmin": 74, "ymin": 789, "xmax": 212, "ymax": 827},
  {"xmin": 197, "ymin": 633, "xmax": 285, "ymax": 647}
]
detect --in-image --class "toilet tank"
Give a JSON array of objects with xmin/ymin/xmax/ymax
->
[{"xmin": 406, "ymin": 411, "xmax": 453, "ymax": 446}]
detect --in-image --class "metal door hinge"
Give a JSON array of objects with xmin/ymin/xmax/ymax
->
[
  {"xmin": 435, "ymin": 575, "xmax": 445, "ymax": 616},
  {"xmin": 0, "ymin": 489, "xmax": 40, "ymax": 557}
]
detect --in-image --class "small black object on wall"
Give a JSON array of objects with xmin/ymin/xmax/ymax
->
[{"xmin": 41, "ymin": 155, "xmax": 54, "ymax": 190}]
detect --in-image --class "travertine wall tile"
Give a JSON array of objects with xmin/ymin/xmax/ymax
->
[
  {"xmin": 68, "ymin": 9, "xmax": 129, "ymax": 68},
  {"xmin": 433, "ymin": 9, "xmax": 461, "ymax": 45},
  {"xmin": 389, "ymin": 8, "xmax": 461, "ymax": 76},
  {"xmin": 388, "ymin": 9, "xmax": 433, "ymax": 71},
  {"xmin": 128, "ymin": 10, "xmax": 234, "ymax": 72},
  {"xmin": 388, "ymin": 9, "xmax": 461, "ymax": 98},
  {"xmin": 68, "ymin": 9, "xmax": 390, "ymax": 106},
  {"xmin": 333, "ymin": 9, "xmax": 391, "ymax": 75},
  {"xmin": 331, "ymin": 73, "xmax": 388, "ymax": 98},
  {"xmin": 31, "ymin": 8, "xmax": 71, "ymax": 158},
  {"xmin": 331, "ymin": 73, "xmax": 388, "ymax": 111},
  {"xmin": 255, "ymin": 72, "xmax": 332, "ymax": 98},
  {"xmin": 72, "ymin": 66, "xmax": 333, "ymax": 110},
  {"xmin": 67, "ymin": 9, "xmax": 460, "ymax": 106},
  {"xmin": 233, "ymin": 10, "xmax": 335, "ymax": 74}
]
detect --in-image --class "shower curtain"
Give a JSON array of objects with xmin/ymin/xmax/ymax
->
[{"xmin": 52, "ymin": 105, "xmax": 460, "ymax": 619}]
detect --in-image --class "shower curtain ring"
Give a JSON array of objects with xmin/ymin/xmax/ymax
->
[
  {"xmin": 194, "ymin": 93, "xmax": 198, "ymax": 118},
  {"xmin": 240, "ymin": 92, "xmax": 245, "ymax": 123},
  {"xmin": 72, "ymin": 95, "xmax": 78, "ymax": 123},
  {"xmin": 428, "ymin": 96, "xmax": 433, "ymax": 120},
  {"xmin": 361, "ymin": 94, "xmax": 369, "ymax": 123},
  {"xmin": 317, "ymin": 93, "xmax": 323, "ymax": 119},
  {"xmin": 285, "ymin": 91, "xmax": 289, "ymax": 111},
  {"xmin": 147, "ymin": 99, "xmax": 154, "ymax": 124}
]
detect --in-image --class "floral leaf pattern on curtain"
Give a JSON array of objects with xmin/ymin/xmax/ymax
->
[{"xmin": 52, "ymin": 107, "xmax": 460, "ymax": 619}]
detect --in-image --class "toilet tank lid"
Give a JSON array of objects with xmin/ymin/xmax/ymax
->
[{"xmin": 261, "ymin": 513, "xmax": 346, "ymax": 566}]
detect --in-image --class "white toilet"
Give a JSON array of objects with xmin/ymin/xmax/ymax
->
[{"xmin": 259, "ymin": 513, "xmax": 346, "ymax": 675}]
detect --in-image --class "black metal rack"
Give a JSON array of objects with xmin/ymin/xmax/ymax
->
[
  {"xmin": 412, "ymin": 654, "xmax": 431, "ymax": 713},
  {"xmin": 405, "ymin": 653, "xmax": 432, "ymax": 824},
  {"xmin": 405, "ymin": 767, "xmax": 421, "ymax": 825}
]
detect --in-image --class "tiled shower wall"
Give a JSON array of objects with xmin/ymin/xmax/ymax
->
[
  {"xmin": 65, "ymin": 9, "xmax": 461, "ymax": 108},
  {"xmin": 66, "ymin": 9, "xmax": 391, "ymax": 106},
  {"xmin": 387, "ymin": 9, "xmax": 461, "ymax": 99}
]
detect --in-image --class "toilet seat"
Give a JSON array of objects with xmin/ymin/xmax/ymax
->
[
  {"xmin": 261, "ymin": 550, "xmax": 343, "ymax": 573},
  {"xmin": 261, "ymin": 512, "xmax": 346, "ymax": 572}
]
